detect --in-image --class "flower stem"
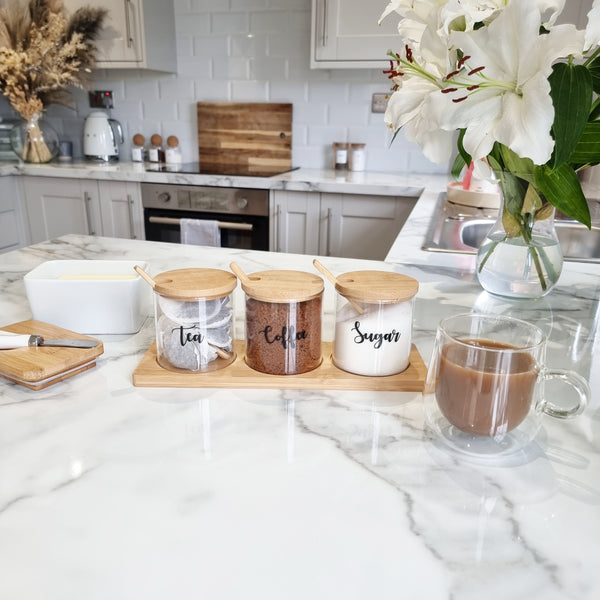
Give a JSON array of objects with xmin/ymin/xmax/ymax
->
[{"xmin": 519, "ymin": 220, "xmax": 547, "ymax": 292}]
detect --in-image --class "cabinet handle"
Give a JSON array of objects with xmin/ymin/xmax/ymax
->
[
  {"xmin": 84, "ymin": 193, "xmax": 95, "ymax": 235},
  {"xmin": 124, "ymin": 0, "xmax": 134, "ymax": 48},
  {"xmin": 321, "ymin": 0, "xmax": 328, "ymax": 47},
  {"xmin": 126, "ymin": 194, "xmax": 136, "ymax": 239},
  {"xmin": 326, "ymin": 207, "xmax": 332, "ymax": 256},
  {"xmin": 276, "ymin": 204, "xmax": 281, "ymax": 252}
]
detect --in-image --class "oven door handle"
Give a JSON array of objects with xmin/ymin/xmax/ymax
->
[{"xmin": 148, "ymin": 216, "xmax": 253, "ymax": 231}]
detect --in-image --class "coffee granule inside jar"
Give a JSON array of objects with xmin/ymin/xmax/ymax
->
[{"xmin": 245, "ymin": 295, "xmax": 322, "ymax": 375}]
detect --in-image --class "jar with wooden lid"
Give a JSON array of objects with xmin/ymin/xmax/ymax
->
[
  {"xmin": 234, "ymin": 268, "xmax": 324, "ymax": 375},
  {"xmin": 333, "ymin": 271, "xmax": 419, "ymax": 376},
  {"xmin": 152, "ymin": 268, "xmax": 237, "ymax": 372},
  {"xmin": 165, "ymin": 135, "xmax": 182, "ymax": 165},
  {"xmin": 149, "ymin": 134, "xmax": 164, "ymax": 163}
]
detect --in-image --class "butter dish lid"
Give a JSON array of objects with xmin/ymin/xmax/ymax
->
[
  {"xmin": 153, "ymin": 268, "xmax": 237, "ymax": 300},
  {"xmin": 335, "ymin": 270, "xmax": 418, "ymax": 303},
  {"xmin": 239, "ymin": 270, "xmax": 324, "ymax": 303}
]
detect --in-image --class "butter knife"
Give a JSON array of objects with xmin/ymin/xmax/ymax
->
[{"xmin": 0, "ymin": 332, "xmax": 99, "ymax": 349}]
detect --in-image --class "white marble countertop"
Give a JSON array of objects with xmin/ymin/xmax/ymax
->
[
  {"xmin": 1, "ymin": 184, "xmax": 599, "ymax": 598},
  {"xmin": 0, "ymin": 160, "xmax": 446, "ymax": 196}
]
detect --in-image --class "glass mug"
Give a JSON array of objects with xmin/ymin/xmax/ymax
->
[{"xmin": 424, "ymin": 313, "xmax": 590, "ymax": 456}]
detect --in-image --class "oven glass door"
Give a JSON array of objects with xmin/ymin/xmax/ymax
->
[{"xmin": 144, "ymin": 208, "xmax": 269, "ymax": 251}]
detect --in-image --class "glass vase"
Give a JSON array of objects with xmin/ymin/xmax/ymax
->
[
  {"xmin": 10, "ymin": 113, "xmax": 59, "ymax": 163},
  {"xmin": 476, "ymin": 174, "xmax": 563, "ymax": 299}
]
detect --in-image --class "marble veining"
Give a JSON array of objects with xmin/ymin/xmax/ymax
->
[{"xmin": 0, "ymin": 177, "xmax": 599, "ymax": 598}]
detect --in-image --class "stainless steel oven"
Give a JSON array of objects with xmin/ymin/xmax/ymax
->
[{"xmin": 141, "ymin": 183, "xmax": 269, "ymax": 250}]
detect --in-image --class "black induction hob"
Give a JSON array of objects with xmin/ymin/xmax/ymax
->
[{"xmin": 145, "ymin": 162, "xmax": 299, "ymax": 177}]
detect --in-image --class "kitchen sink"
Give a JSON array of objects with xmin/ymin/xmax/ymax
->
[{"xmin": 422, "ymin": 193, "xmax": 600, "ymax": 263}]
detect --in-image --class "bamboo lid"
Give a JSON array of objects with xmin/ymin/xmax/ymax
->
[
  {"xmin": 153, "ymin": 268, "xmax": 237, "ymax": 300},
  {"xmin": 335, "ymin": 271, "xmax": 418, "ymax": 303},
  {"xmin": 240, "ymin": 270, "xmax": 324, "ymax": 303}
]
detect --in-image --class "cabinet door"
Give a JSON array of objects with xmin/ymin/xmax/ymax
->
[
  {"xmin": 64, "ymin": 0, "xmax": 142, "ymax": 64},
  {"xmin": 270, "ymin": 191, "xmax": 320, "ymax": 254},
  {"xmin": 311, "ymin": 0, "xmax": 399, "ymax": 68},
  {"xmin": 21, "ymin": 177, "xmax": 101, "ymax": 244},
  {"xmin": 99, "ymin": 181, "xmax": 144, "ymax": 240},
  {"xmin": 320, "ymin": 194, "xmax": 416, "ymax": 260},
  {"xmin": 0, "ymin": 176, "xmax": 28, "ymax": 253}
]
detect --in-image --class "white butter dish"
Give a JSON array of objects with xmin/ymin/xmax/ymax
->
[{"xmin": 24, "ymin": 260, "xmax": 151, "ymax": 334}]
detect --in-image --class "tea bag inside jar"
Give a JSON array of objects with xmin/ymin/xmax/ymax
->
[{"xmin": 152, "ymin": 268, "xmax": 237, "ymax": 372}]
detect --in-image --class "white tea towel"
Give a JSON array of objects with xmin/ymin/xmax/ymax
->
[{"xmin": 180, "ymin": 218, "xmax": 221, "ymax": 247}]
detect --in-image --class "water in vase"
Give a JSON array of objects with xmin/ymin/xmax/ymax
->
[{"xmin": 477, "ymin": 232, "xmax": 563, "ymax": 298}]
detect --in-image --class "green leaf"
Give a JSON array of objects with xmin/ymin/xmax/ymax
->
[
  {"xmin": 534, "ymin": 164, "xmax": 591, "ymax": 227},
  {"xmin": 521, "ymin": 184, "xmax": 543, "ymax": 215},
  {"xmin": 590, "ymin": 98, "xmax": 600, "ymax": 122},
  {"xmin": 456, "ymin": 129, "xmax": 471, "ymax": 167},
  {"xmin": 568, "ymin": 122, "xmax": 600, "ymax": 165},
  {"xmin": 451, "ymin": 153, "xmax": 466, "ymax": 181},
  {"xmin": 499, "ymin": 144, "xmax": 535, "ymax": 182},
  {"xmin": 549, "ymin": 63, "xmax": 593, "ymax": 168},
  {"xmin": 589, "ymin": 54, "xmax": 600, "ymax": 95},
  {"xmin": 498, "ymin": 170, "xmax": 527, "ymax": 217}
]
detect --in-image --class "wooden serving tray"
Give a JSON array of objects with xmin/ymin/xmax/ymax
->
[
  {"xmin": 133, "ymin": 340, "xmax": 426, "ymax": 391},
  {"xmin": 0, "ymin": 320, "xmax": 103, "ymax": 390}
]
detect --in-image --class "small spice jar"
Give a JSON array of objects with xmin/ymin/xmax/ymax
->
[
  {"xmin": 237, "ymin": 269, "xmax": 324, "ymax": 375},
  {"xmin": 332, "ymin": 271, "xmax": 419, "ymax": 376},
  {"xmin": 333, "ymin": 142, "xmax": 349, "ymax": 169},
  {"xmin": 152, "ymin": 268, "xmax": 237, "ymax": 372},
  {"xmin": 149, "ymin": 134, "xmax": 165, "ymax": 163},
  {"xmin": 349, "ymin": 143, "xmax": 366, "ymax": 171},
  {"xmin": 131, "ymin": 133, "xmax": 145, "ymax": 162},
  {"xmin": 165, "ymin": 135, "xmax": 182, "ymax": 165}
]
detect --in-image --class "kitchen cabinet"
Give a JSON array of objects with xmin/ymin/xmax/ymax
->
[
  {"xmin": 0, "ymin": 176, "xmax": 29, "ymax": 254},
  {"xmin": 21, "ymin": 177, "xmax": 102, "ymax": 244},
  {"xmin": 270, "ymin": 191, "xmax": 320, "ymax": 254},
  {"xmin": 310, "ymin": 0, "xmax": 400, "ymax": 69},
  {"xmin": 99, "ymin": 181, "xmax": 144, "ymax": 240},
  {"xmin": 63, "ymin": 0, "xmax": 177, "ymax": 72},
  {"xmin": 20, "ymin": 177, "xmax": 144, "ymax": 244},
  {"xmin": 270, "ymin": 190, "xmax": 416, "ymax": 260}
]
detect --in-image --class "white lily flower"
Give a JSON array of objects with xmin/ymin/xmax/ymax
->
[
  {"xmin": 585, "ymin": 0, "xmax": 600, "ymax": 50},
  {"xmin": 385, "ymin": 77, "xmax": 455, "ymax": 163},
  {"xmin": 447, "ymin": 0, "xmax": 584, "ymax": 165},
  {"xmin": 380, "ymin": 0, "xmax": 446, "ymax": 27},
  {"xmin": 440, "ymin": 0, "xmax": 564, "ymax": 35}
]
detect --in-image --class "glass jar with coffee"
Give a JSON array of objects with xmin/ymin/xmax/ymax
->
[{"xmin": 230, "ymin": 263, "xmax": 323, "ymax": 375}]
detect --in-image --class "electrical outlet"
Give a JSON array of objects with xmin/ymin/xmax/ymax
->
[
  {"xmin": 371, "ymin": 93, "xmax": 388, "ymax": 113},
  {"xmin": 89, "ymin": 90, "xmax": 114, "ymax": 109}
]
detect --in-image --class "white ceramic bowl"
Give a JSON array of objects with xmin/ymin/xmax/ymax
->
[{"xmin": 24, "ymin": 260, "xmax": 151, "ymax": 334}]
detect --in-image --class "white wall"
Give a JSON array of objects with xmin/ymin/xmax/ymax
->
[{"xmin": 1, "ymin": 0, "xmax": 450, "ymax": 173}]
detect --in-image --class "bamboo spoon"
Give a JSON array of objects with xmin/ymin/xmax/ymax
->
[
  {"xmin": 229, "ymin": 262, "xmax": 252, "ymax": 286},
  {"xmin": 312, "ymin": 259, "xmax": 365, "ymax": 315},
  {"xmin": 133, "ymin": 265, "xmax": 232, "ymax": 360}
]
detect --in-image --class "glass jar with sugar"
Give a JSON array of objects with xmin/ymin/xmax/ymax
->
[{"xmin": 332, "ymin": 270, "xmax": 419, "ymax": 376}]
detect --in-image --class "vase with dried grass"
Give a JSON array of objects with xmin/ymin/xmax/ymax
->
[{"xmin": 0, "ymin": 0, "xmax": 106, "ymax": 163}]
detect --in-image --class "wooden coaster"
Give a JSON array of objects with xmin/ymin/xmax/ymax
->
[{"xmin": 133, "ymin": 340, "xmax": 426, "ymax": 391}]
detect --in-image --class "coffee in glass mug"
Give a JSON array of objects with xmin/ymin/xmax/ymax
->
[{"xmin": 424, "ymin": 313, "xmax": 590, "ymax": 455}]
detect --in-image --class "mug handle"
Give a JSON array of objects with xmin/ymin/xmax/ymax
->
[{"xmin": 540, "ymin": 369, "xmax": 590, "ymax": 419}]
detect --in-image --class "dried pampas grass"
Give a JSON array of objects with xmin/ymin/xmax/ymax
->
[{"xmin": 0, "ymin": 0, "xmax": 107, "ymax": 119}]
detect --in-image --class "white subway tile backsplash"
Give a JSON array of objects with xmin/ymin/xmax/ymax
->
[
  {"xmin": 0, "ymin": 0, "xmax": 447, "ymax": 174},
  {"xmin": 211, "ymin": 13, "xmax": 249, "ymax": 35}
]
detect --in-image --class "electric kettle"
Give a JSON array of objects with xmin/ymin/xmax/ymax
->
[{"xmin": 83, "ymin": 111, "xmax": 124, "ymax": 162}]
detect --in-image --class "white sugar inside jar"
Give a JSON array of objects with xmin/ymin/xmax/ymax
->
[{"xmin": 332, "ymin": 271, "xmax": 419, "ymax": 376}]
